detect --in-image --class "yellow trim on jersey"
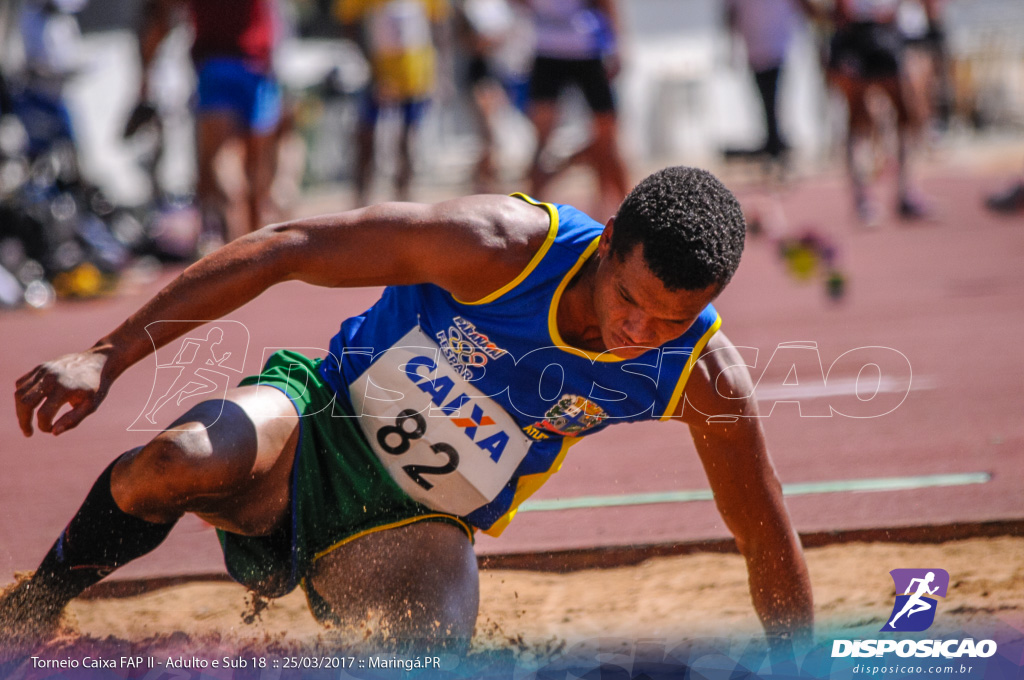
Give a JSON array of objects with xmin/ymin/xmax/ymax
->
[
  {"xmin": 453, "ymin": 193, "xmax": 560, "ymax": 306},
  {"xmin": 309, "ymin": 514, "xmax": 473, "ymax": 563},
  {"xmin": 481, "ymin": 436, "xmax": 581, "ymax": 537},
  {"xmin": 658, "ymin": 313, "xmax": 722, "ymax": 421},
  {"xmin": 547, "ymin": 236, "xmax": 629, "ymax": 363}
]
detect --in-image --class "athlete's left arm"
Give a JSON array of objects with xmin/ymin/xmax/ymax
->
[{"xmin": 674, "ymin": 331, "xmax": 814, "ymax": 648}]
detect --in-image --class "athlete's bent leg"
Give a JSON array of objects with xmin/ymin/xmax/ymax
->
[
  {"xmin": 0, "ymin": 451, "xmax": 174, "ymax": 647},
  {"xmin": 110, "ymin": 385, "xmax": 299, "ymax": 533},
  {"xmin": 307, "ymin": 521, "xmax": 479, "ymax": 652},
  {"xmin": 0, "ymin": 386, "xmax": 298, "ymax": 640}
]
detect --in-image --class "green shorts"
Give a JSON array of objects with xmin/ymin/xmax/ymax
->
[{"xmin": 217, "ymin": 350, "xmax": 471, "ymax": 598}]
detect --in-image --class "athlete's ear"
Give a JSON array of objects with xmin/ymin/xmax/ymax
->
[{"xmin": 598, "ymin": 217, "xmax": 615, "ymax": 258}]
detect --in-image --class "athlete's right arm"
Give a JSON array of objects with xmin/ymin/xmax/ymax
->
[{"xmin": 14, "ymin": 196, "xmax": 551, "ymax": 437}]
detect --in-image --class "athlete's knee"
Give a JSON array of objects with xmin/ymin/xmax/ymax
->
[
  {"xmin": 112, "ymin": 433, "xmax": 206, "ymax": 514},
  {"xmin": 114, "ymin": 423, "xmax": 254, "ymax": 515}
]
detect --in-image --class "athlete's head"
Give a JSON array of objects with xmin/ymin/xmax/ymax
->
[
  {"xmin": 591, "ymin": 166, "xmax": 746, "ymax": 358},
  {"xmin": 611, "ymin": 166, "xmax": 746, "ymax": 293}
]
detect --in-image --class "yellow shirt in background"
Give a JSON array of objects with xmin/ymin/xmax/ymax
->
[{"xmin": 336, "ymin": 0, "xmax": 450, "ymax": 101}]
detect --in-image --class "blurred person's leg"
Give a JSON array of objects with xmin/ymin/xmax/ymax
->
[
  {"xmin": 195, "ymin": 111, "xmax": 238, "ymax": 248},
  {"xmin": 243, "ymin": 131, "xmax": 277, "ymax": 233},
  {"xmin": 196, "ymin": 58, "xmax": 267, "ymax": 248},
  {"xmin": 527, "ymin": 101, "xmax": 558, "ymax": 197},
  {"xmin": 880, "ymin": 74, "xmax": 930, "ymax": 219},
  {"xmin": 577, "ymin": 58, "xmax": 628, "ymax": 219},
  {"xmin": 240, "ymin": 68, "xmax": 283, "ymax": 234},
  {"xmin": 354, "ymin": 94, "xmax": 381, "ymax": 207},
  {"xmin": 266, "ymin": 97, "xmax": 306, "ymax": 222},
  {"xmin": 901, "ymin": 45, "xmax": 936, "ymax": 135},
  {"xmin": 471, "ymin": 81, "xmax": 501, "ymax": 192},
  {"xmin": 468, "ymin": 58, "xmax": 505, "ymax": 193},
  {"xmin": 832, "ymin": 72, "xmax": 877, "ymax": 224},
  {"xmin": 591, "ymin": 111, "xmax": 628, "ymax": 218},
  {"xmin": 829, "ymin": 25, "xmax": 880, "ymax": 224},
  {"xmin": 526, "ymin": 56, "xmax": 565, "ymax": 198},
  {"xmin": 395, "ymin": 100, "xmax": 429, "ymax": 202},
  {"xmin": 754, "ymin": 66, "xmax": 786, "ymax": 157},
  {"xmin": 854, "ymin": 22, "xmax": 932, "ymax": 221}
]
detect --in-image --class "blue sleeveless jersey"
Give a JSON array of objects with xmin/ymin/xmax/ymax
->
[{"xmin": 319, "ymin": 196, "xmax": 721, "ymax": 536}]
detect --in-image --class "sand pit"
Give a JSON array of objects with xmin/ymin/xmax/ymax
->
[{"xmin": 2, "ymin": 536, "xmax": 1021, "ymax": 678}]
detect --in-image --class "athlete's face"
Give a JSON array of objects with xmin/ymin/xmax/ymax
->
[{"xmin": 593, "ymin": 231, "xmax": 719, "ymax": 360}]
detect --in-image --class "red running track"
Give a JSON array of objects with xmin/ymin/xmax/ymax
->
[{"xmin": 1, "ymin": 168, "xmax": 1022, "ymax": 580}]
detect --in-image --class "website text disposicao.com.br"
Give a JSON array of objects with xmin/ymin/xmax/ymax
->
[
  {"xmin": 835, "ymin": 638, "xmax": 997, "ymax": 676},
  {"xmin": 849, "ymin": 662, "xmax": 983, "ymax": 676}
]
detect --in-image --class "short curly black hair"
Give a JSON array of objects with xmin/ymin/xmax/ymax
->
[{"xmin": 611, "ymin": 166, "xmax": 746, "ymax": 292}]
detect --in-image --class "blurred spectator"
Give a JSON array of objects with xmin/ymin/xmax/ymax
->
[
  {"xmin": 454, "ymin": 0, "xmax": 532, "ymax": 192},
  {"xmin": 335, "ymin": 0, "xmax": 450, "ymax": 206},
  {"xmin": 130, "ymin": 0, "xmax": 284, "ymax": 253},
  {"xmin": 725, "ymin": 0, "xmax": 815, "ymax": 162},
  {"xmin": 15, "ymin": 0, "xmax": 88, "ymax": 162},
  {"xmin": 521, "ymin": 0, "xmax": 628, "ymax": 219},
  {"xmin": 898, "ymin": 0, "xmax": 951, "ymax": 133},
  {"xmin": 0, "ymin": 1, "xmax": 144, "ymax": 307},
  {"xmin": 825, "ymin": 0, "xmax": 943, "ymax": 225}
]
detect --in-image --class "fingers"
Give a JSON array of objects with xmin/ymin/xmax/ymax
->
[
  {"xmin": 14, "ymin": 365, "xmax": 78, "ymax": 437},
  {"xmin": 52, "ymin": 399, "xmax": 97, "ymax": 436},
  {"xmin": 14, "ymin": 366, "xmax": 46, "ymax": 437},
  {"xmin": 35, "ymin": 393, "xmax": 66, "ymax": 434},
  {"xmin": 16, "ymin": 365, "xmax": 43, "ymax": 391}
]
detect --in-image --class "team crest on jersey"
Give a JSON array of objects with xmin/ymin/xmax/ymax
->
[
  {"xmin": 532, "ymin": 394, "xmax": 609, "ymax": 437},
  {"xmin": 436, "ymin": 316, "xmax": 508, "ymax": 379}
]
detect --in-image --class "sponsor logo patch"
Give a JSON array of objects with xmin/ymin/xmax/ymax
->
[
  {"xmin": 531, "ymin": 394, "xmax": 609, "ymax": 437},
  {"xmin": 436, "ymin": 316, "xmax": 507, "ymax": 379}
]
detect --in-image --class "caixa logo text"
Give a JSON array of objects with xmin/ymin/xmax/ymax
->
[{"xmin": 831, "ymin": 639, "xmax": 997, "ymax": 659}]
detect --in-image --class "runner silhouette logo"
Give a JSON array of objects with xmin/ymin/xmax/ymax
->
[{"xmin": 881, "ymin": 568, "xmax": 949, "ymax": 632}]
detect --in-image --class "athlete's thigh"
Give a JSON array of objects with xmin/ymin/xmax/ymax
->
[
  {"xmin": 307, "ymin": 521, "xmax": 479, "ymax": 648},
  {"xmin": 112, "ymin": 384, "xmax": 299, "ymax": 534}
]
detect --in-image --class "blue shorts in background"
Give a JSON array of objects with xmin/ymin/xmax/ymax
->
[
  {"xmin": 358, "ymin": 92, "xmax": 430, "ymax": 127},
  {"xmin": 196, "ymin": 57, "xmax": 282, "ymax": 135}
]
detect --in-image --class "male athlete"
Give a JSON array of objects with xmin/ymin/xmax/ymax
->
[{"xmin": 4, "ymin": 167, "xmax": 813, "ymax": 652}]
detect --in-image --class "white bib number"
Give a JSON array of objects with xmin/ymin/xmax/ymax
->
[{"xmin": 350, "ymin": 327, "xmax": 531, "ymax": 516}]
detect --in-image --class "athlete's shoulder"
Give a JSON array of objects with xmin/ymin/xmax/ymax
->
[
  {"xmin": 512, "ymin": 195, "xmax": 605, "ymax": 247},
  {"xmin": 425, "ymin": 194, "xmax": 556, "ymax": 303},
  {"xmin": 440, "ymin": 193, "xmax": 554, "ymax": 260}
]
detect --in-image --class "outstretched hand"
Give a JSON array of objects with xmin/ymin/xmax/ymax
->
[{"xmin": 14, "ymin": 351, "xmax": 112, "ymax": 436}]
